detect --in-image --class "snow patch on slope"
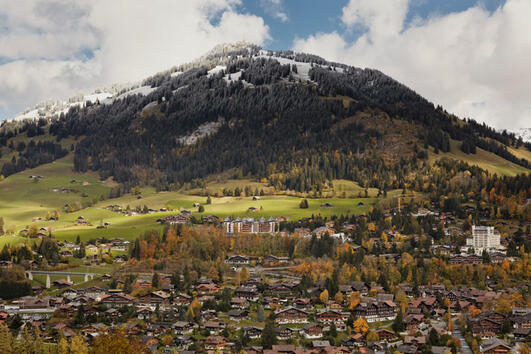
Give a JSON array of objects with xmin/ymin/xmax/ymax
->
[
  {"xmin": 207, "ymin": 65, "xmax": 226, "ymax": 77},
  {"xmin": 12, "ymin": 91, "xmax": 113, "ymax": 121},
  {"xmin": 177, "ymin": 119, "xmax": 224, "ymax": 146},
  {"xmin": 172, "ymin": 85, "xmax": 189, "ymax": 94},
  {"xmin": 223, "ymin": 70, "xmax": 243, "ymax": 82},
  {"xmin": 109, "ymin": 86, "xmax": 156, "ymax": 102},
  {"xmin": 255, "ymin": 54, "xmax": 317, "ymax": 83},
  {"xmin": 12, "ymin": 84, "xmax": 157, "ymax": 122}
]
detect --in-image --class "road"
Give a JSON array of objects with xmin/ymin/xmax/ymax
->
[{"xmin": 453, "ymin": 329, "xmax": 473, "ymax": 354}]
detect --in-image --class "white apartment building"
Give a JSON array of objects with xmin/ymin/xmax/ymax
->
[{"xmin": 465, "ymin": 225, "xmax": 504, "ymax": 255}]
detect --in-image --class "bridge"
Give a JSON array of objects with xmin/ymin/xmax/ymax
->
[{"xmin": 25, "ymin": 271, "xmax": 96, "ymax": 288}]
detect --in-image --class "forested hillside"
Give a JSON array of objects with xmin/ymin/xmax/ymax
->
[{"xmin": 1, "ymin": 44, "xmax": 529, "ymax": 193}]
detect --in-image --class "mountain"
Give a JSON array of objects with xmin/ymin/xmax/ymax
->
[
  {"xmin": 513, "ymin": 128, "xmax": 531, "ymax": 143},
  {"xmin": 1, "ymin": 42, "xmax": 529, "ymax": 192}
]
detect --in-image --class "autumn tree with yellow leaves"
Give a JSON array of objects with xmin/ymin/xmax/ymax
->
[
  {"xmin": 91, "ymin": 327, "xmax": 148, "ymax": 354},
  {"xmin": 353, "ymin": 318, "xmax": 369, "ymax": 334},
  {"xmin": 320, "ymin": 289, "xmax": 329, "ymax": 303}
]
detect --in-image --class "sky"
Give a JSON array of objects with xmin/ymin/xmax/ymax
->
[{"xmin": 0, "ymin": 0, "xmax": 530, "ymax": 130}]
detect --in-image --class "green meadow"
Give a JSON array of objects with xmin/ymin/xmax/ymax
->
[
  {"xmin": 51, "ymin": 193, "xmax": 378, "ymax": 243},
  {"xmin": 0, "ymin": 154, "xmax": 381, "ymax": 246}
]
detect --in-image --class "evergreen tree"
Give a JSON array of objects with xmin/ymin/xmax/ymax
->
[
  {"xmin": 152, "ymin": 272, "xmax": 160, "ymax": 288},
  {"xmin": 428, "ymin": 328, "xmax": 439, "ymax": 345},
  {"xmin": 171, "ymin": 272, "xmax": 182, "ymax": 291},
  {"xmin": 482, "ymin": 250, "xmax": 491, "ymax": 264},
  {"xmin": 329, "ymin": 322, "xmax": 337, "ymax": 338},
  {"xmin": 392, "ymin": 309, "xmax": 405, "ymax": 333},
  {"xmin": 131, "ymin": 238, "xmax": 141, "ymax": 259},
  {"xmin": 74, "ymin": 304, "xmax": 86, "ymax": 325},
  {"xmin": 261, "ymin": 316, "xmax": 277, "ymax": 349},
  {"xmin": 256, "ymin": 304, "xmax": 266, "ymax": 322},
  {"xmin": 501, "ymin": 318, "xmax": 512, "ymax": 334}
]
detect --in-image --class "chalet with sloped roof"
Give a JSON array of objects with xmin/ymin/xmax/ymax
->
[
  {"xmin": 274, "ymin": 306, "xmax": 308, "ymax": 324},
  {"xmin": 316, "ymin": 309, "xmax": 350, "ymax": 324},
  {"xmin": 100, "ymin": 293, "xmax": 135, "ymax": 307},
  {"xmin": 353, "ymin": 300, "xmax": 397, "ymax": 322}
]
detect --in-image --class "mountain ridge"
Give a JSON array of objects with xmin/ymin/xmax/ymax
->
[{"xmin": 0, "ymin": 43, "xmax": 529, "ymax": 193}]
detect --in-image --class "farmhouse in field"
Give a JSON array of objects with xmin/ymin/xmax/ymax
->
[{"xmin": 222, "ymin": 217, "xmax": 278, "ymax": 234}]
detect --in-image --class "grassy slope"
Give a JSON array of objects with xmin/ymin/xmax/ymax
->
[
  {"xmin": 507, "ymin": 146, "xmax": 531, "ymax": 164},
  {"xmin": 0, "ymin": 133, "xmax": 528, "ymax": 248},
  {"xmin": 0, "ymin": 156, "xmax": 110, "ymax": 217},
  {"xmin": 170, "ymin": 194, "xmax": 377, "ymax": 219},
  {"xmin": 0, "ymin": 153, "xmax": 113, "ymax": 243},
  {"xmin": 185, "ymin": 178, "xmax": 274, "ymax": 196},
  {"xmin": 429, "ymin": 139, "xmax": 529, "ymax": 176},
  {"xmin": 0, "ymin": 159, "xmax": 381, "ymax": 244}
]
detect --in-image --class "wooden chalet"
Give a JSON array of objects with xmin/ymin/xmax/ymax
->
[
  {"xmin": 470, "ymin": 311, "xmax": 505, "ymax": 336},
  {"xmin": 196, "ymin": 283, "xmax": 219, "ymax": 295},
  {"xmin": 244, "ymin": 326, "xmax": 263, "ymax": 339},
  {"xmin": 300, "ymin": 323, "xmax": 324, "ymax": 339},
  {"xmin": 230, "ymin": 297, "xmax": 250, "ymax": 309},
  {"xmin": 235, "ymin": 285, "xmax": 260, "ymax": 301},
  {"xmin": 275, "ymin": 326, "xmax": 296, "ymax": 340},
  {"xmin": 136, "ymin": 291, "xmax": 171, "ymax": 307},
  {"xmin": 203, "ymin": 321, "xmax": 226, "ymax": 334},
  {"xmin": 161, "ymin": 213, "xmax": 190, "ymax": 225},
  {"xmin": 204, "ymin": 336, "xmax": 227, "ymax": 351},
  {"xmin": 353, "ymin": 300, "xmax": 397, "ymax": 323},
  {"xmin": 173, "ymin": 321, "xmax": 195, "ymax": 335},
  {"xmin": 136, "ymin": 307, "xmax": 153, "ymax": 320},
  {"xmin": 173, "ymin": 293, "xmax": 192, "ymax": 306},
  {"xmin": 274, "ymin": 306, "xmax": 308, "ymax": 324},
  {"xmin": 294, "ymin": 298, "xmax": 312, "ymax": 309},
  {"xmin": 100, "ymin": 293, "xmax": 135, "ymax": 307},
  {"xmin": 228, "ymin": 309, "xmax": 249, "ymax": 321},
  {"xmin": 404, "ymin": 314, "xmax": 425, "ymax": 332},
  {"xmin": 268, "ymin": 281, "xmax": 298, "ymax": 296},
  {"xmin": 315, "ymin": 309, "xmax": 350, "ymax": 325},
  {"xmin": 263, "ymin": 255, "xmax": 290, "ymax": 265},
  {"xmin": 480, "ymin": 338, "xmax": 512, "ymax": 353},
  {"xmin": 376, "ymin": 328, "xmax": 397, "ymax": 341},
  {"xmin": 225, "ymin": 255, "xmax": 250, "ymax": 265},
  {"xmin": 449, "ymin": 254, "xmax": 483, "ymax": 265}
]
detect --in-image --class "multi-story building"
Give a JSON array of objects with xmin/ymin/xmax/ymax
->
[
  {"xmin": 223, "ymin": 217, "xmax": 278, "ymax": 234},
  {"xmin": 353, "ymin": 300, "xmax": 398, "ymax": 323},
  {"xmin": 465, "ymin": 226, "xmax": 504, "ymax": 255}
]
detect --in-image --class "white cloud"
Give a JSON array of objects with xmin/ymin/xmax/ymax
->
[
  {"xmin": 260, "ymin": 0, "xmax": 288, "ymax": 22},
  {"xmin": 294, "ymin": 0, "xmax": 531, "ymax": 130},
  {"xmin": 0, "ymin": 0, "xmax": 270, "ymax": 118},
  {"xmin": 341, "ymin": 0, "xmax": 409, "ymax": 40}
]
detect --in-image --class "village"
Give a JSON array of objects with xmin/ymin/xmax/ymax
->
[{"xmin": 0, "ymin": 198, "xmax": 529, "ymax": 354}]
